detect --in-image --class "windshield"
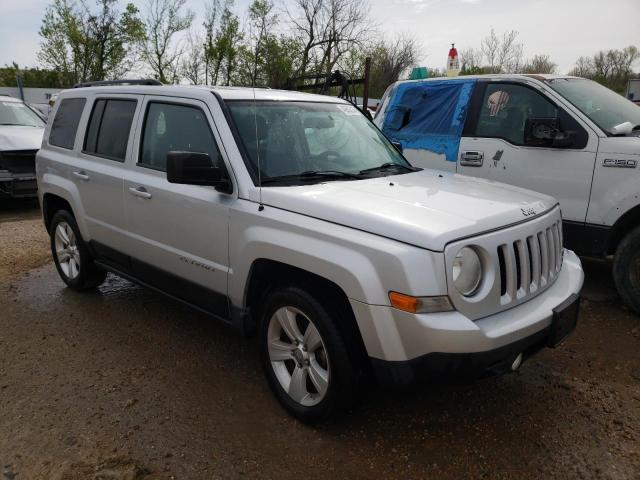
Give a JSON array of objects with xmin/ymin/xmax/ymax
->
[
  {"xmin": 0, "ymin": 100, "xmax": 45, "ymax": 127},
  {"xmin": 228, "ymin": 101, "xmax": 410, "ymax": 185},
  {"xmin": 547, "ymin": 78, "xmax": 640, "ymax": 134}
]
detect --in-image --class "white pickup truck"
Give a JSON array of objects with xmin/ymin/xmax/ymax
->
[
  {"xmin": 36, "ymin": 81, "xmax": 583, "ymax": 422},
  {"xmin": 375, "ymin": 75, "xmax": 640, "ymax": 314}
]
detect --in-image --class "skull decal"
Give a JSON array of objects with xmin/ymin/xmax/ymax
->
[{"xmin": 487, "ymin": 90, "xmax": 510, "ymax": 117}]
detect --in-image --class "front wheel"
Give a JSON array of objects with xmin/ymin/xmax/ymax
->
[
  {"xmin": 613, "ymin": 225, "xmax": 640, "ymax": 315},
  {"xmin": 49, "ymin": 210, "xmax": 107, "ymax": 290},
  {"xmin": 259, "ymin": 286, "xmax": 360, "ymax": 423}
]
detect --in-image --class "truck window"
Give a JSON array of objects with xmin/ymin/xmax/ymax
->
[
  {"xmin": 84, "ymin": 99, "xmax": 137, "ymax": 161},
  {"xmin": 474, "ymin": 84, "xmax": 558, "ymax": 145},
  {"xmin": 49, "ymin": 98, "xmax": 86, "ymax": 150},
  {"xmin": 139, "ymin": 102, "xmax": 222, "ymax": 171}
]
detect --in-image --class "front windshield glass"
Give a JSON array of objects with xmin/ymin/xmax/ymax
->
[
  {"xmin": 0, "ymin": 100, "xmax": 45, "ymax": 127},
  {"xmin": 547, "ymin": 78, "xmax": 640, "ymax": 134},
  {"xmin": 228, "ymin": 101, "xmax": 410, "ymax": 184}
]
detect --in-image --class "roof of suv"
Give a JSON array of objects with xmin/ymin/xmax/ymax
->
[{"xmin": 58, "ymin": 84, "xmax": 348, "ymax": 103}]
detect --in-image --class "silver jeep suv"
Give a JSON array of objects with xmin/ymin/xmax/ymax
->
[{"xmin": 36, "ymin": 81, "xmax": 583, "ymax": 422}]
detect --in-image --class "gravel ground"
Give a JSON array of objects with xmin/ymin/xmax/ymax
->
[{"xmin": 0, "ymin": 200, "xmax": 638, "ymax": 480}]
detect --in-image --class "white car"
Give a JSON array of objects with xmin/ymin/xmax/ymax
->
[
  {"xmin": 0, "ymin": 95, "xmax": 46, "ymax": 197},
  {"xmin": 36, "ymin": 81, "xmax": 583, "ymax": 422},
  {"xmin": 375, "ymin": 74, "xmax": 640, "ymax": 314}
]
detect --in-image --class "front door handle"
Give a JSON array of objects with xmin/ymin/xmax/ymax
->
[
  {"xmin": 460, "ymin": 151, "xmax": 484, "ymax": 167},
  {"xmin": 73, "ymin": 170, "xmax": 90, "ymax": 181},
  {"xmin": 129, "ymin": 186, "xmax": 152, "ymax": 199}
]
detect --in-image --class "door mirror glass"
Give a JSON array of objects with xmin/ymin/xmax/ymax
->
[
  {"xmin": 524, "ymin": 118, "xmax": 575, "ymax": 148},
  {"xmin": 166, "ymin": 151, "xmax": 228, "ymax": 188}
]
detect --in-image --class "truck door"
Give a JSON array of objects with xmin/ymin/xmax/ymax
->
[{"xmin": 458, "ymin": 81, "xmax": 598, "ymax": 223}]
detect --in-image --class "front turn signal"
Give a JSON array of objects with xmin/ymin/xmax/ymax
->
[{"xmin": 388, "ymin": 292, "xmax": 454, "ymax": 314}]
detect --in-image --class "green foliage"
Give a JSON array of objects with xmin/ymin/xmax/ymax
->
[
  {"xmin": 38, "ymin": 0, "xmax": 144, "ymax": 84},
  {"xmin": 569, "ymin": 46, "xmax": 639, "ymax": 94},
  {"xmin": 140, "ymin": 0, "xmax": 194, "ymax": 84},
  {"xmin": 0, "ymin": 63, "xmax": 74, "ymax": 88}
]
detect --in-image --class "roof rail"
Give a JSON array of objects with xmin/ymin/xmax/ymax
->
[{"xmin": 73, "ymin": 79, "xmax": 162, "ymax": 88}]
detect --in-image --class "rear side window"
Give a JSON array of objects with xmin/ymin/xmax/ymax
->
[
  {"xmin": 84, "ymin": 99, "xmax": 137, "ymax": 161},
  {"xmin": 49, "ymin": 98, "xmax": 86, "ymax": 149},
  {"xmin": 139, "ymin": 102, "xmax": 222, "ymax": 171}
]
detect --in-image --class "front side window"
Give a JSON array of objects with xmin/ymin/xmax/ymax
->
[
  {"xmin": 139, "ymin": 102, "xmax": 222, "ymax": 171},
  {"xmin": 84, "ymin": 98, "xmax": 137, "ymax": 161},
  {"xmin": 475, "ymin": 84, "xmax": 558, "ymax": 145},
  {"xmin": 228, "ymin": 101, "xmax": 410, "ymax": 185},
  {"xmin": 49, "ymin": 98, "xmax": 86, "ymax": 149},
  {"xmin": 0, "ymin": 101, "xmax": 45, "ymax": 127}
]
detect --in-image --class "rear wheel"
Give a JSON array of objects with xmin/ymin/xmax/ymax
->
[
  {"xmin": 613, "ymin": 225, "xmax": 640, "ymax": 315},
  {"xmin": 49, "ymin": 210, "xmax": 106, "ymax": 290},
  {"xmin": 259, "ymin": 286, "xmax": 360, "ymax": 423}
]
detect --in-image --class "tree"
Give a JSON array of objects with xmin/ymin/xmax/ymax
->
[
  {"xmin": 206, "ymin": 3, "xmax": 243, "ymax": 85},
  {"xmin": 180, "ymin": 30, "xmax": 205, "ymax": 84},
  {"xmin": 38, "ymin": 0, "xmax": 144, "ymax": 84},
  {"xmin": 287, "ymin": 0, "xmax": 375, "ymax": 77},
  {"xmin": 363, "ymin": 35, "xmax": 419, "ymax": 97},
  {"xmin": 202, "ymin": 0, "xmax": 221, "ymax": 84},
  {"xmin": 521, "ymin": 54, "xmax": 557, "ymax": 74},
  {"xmin": 243, "ymin": 0, "xmax": 277, "ymax": 86},
  {"xmin": 0, "ymin": 63, "xmax": 75, "ymax": 88},
  {"xmin": 569, "ymin": 45, "xmax": 639, "ymax": 93},
  {"xmin": 140, "ymin": 0, "xmax": 194, "ymax": 83},
  {"xmin": 480, "ymin": 28, "xmax": 523, "ymax": 73}
]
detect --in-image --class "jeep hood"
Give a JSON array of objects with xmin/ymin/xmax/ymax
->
[
  {"xmin": 260, "ymin": 170, "xmax": 557, "ymax": 251},
  {"xmin": 0, "ymin": 126, "xmax": 44, "ymax": 151}
]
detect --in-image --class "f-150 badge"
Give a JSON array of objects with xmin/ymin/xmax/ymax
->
[{"xmin": 603, "ymin": 158, "xmax": 637, "ymax": 168}]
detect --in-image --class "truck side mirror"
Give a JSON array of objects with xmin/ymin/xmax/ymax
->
[
  {"xmin": 524, "ymin": 118, "xmax": 574, "ymax": 148},
  {"xmin": 391, "ymin": 141, "xmax": 403, "ymax": 153},
  {"xmin": 166, "ymin": 151, "xmax": 231, "ymax": 191}
]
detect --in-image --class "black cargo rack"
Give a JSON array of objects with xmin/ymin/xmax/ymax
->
[{"xmin": 73, "ymin": 79, "xmax": 162, "ymax": 88}]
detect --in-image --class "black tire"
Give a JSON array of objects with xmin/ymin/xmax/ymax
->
[
  {"xmin": 49, "ymin": 210, "xmax": 107, "ymax": 291},
  {"xmin": 258, "ymin": 286, "xmax": 361, "ymax": 423},
  {"xmin": 613, "ymin": 225, "xmax": 640, "ymax": 315}
]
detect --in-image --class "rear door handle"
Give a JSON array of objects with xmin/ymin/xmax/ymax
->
[
  {"xmin": 73, "ymin": 170, "xmax": 90, "ymax": 181},
  {"xmin": 460, "ymin": 151, "xmax": 484, "ymax": 167},
  {"xmin": 129, "ymin": 186, "xmax": 152, "ymax": 199}
]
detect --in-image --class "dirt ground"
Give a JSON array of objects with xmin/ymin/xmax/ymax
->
[{"xmin": 0, "ymin": 199, "xmax": 638, "ymax": 480}]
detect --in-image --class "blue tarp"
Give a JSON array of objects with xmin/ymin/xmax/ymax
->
[{"xmin": 381, "ymin": 78, "xmax": 476, "ymax": 161}]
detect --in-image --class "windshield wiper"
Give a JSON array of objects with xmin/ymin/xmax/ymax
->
[
  {"xmin": 298, "ymin": 170, "xmax": 363, "ymax": 180},
  {"xmin": 261, "ymin": 170, "xmax": 363, "ymax": 185},
  {"xmin": 359, "ymin": 162, "xmax": 420, "ymax": 175}
]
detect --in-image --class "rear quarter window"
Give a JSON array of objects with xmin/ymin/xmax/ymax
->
[{"xmin": 49, "ymin": 98, "xmax": 86, "ymax": 149}]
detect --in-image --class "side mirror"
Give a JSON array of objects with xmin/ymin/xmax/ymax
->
[
  {"xmin": 525, "ymin": 117, "xmax": 575, "ymax": 148},
  {"xmin": 166, "ymin": 151, "xmax": 230, "ymax": 191},
  {"xmin": 391, "ymin": 141, "xmax": 403, "ymax": 153}
]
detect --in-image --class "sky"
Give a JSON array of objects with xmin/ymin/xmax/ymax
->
[{"xmin": 1, "ymin": 0, "xmax": 638, "ymax": 75}]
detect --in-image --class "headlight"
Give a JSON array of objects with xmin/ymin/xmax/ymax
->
[{"xmin": 452, "ymin": 246, "xmax": 483, "ymax": 297}]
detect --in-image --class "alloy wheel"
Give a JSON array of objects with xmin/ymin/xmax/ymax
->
[
  {"xmin": 54, "ymin": 221, "xmax": 81, "ymax": 280},
  {"xmin": 267, "ymin": 306, "xmax": 330, "ymax": 406}
]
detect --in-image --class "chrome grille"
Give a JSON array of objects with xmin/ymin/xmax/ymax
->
[{"xmin": 496, "ymin": 219, "xmax": 563, "ymax": 306}]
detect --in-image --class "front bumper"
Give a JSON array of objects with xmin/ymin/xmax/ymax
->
[
  {"xmin": 0, "ymin": 172, "xmax": 38, "ymax": 197},
  {"xmin": 350, "ymin": 249, "xmax": 584, "ymax": 385}
]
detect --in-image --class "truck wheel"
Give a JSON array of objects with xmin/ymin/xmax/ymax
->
[
  {"xmin": 613, "ymin": 225, "xmax": 640, "ymax": 315},
  {"xmin": 259, "ymin": 286, "xmax": 359, "ymax": 423},
  {"xmin": 49, "ymin": 210, "xmax": 107, "ymax": 291}
]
